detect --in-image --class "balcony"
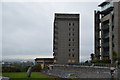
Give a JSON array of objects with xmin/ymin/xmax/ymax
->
[
  {"xmin": 95, "ymin": 53, "xmax": 101, "ymax": 57},
  {"xmin": 102, "ymin": 24, "xmax": 109, "ymax": 30},
  {"xmin": 96, "ymin": 26, "xmax": 101, "ymax": 30},
  {"xmin": 100, "ymin": 6, "xmax": 113, "ymax": 14},
  {"xmin": 100, "ymin": 2, "xmax": 113, "ymax": 12},
  {"xmin": 96, "ymin": 45, "xmax": 101, "ymax": 48},
  {"xmin": 102, "ymin": 52, "xmax": 109, "ymax": 57},
  {"xmin": 96, "ymin": 36, "xmax": 101, "ymax": 40},
  {"xmin": 102, "ymin": 42, "xmax": 109, "ymax": 48},
  {"xmin": 102, "ymin": 33, "xmax": 109, "ymax": 39},
  {"xmin": 95, "ymin": 19, "xmax": 100, "ymax": 23}
]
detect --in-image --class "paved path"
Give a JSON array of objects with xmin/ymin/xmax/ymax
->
[{"xmin": 0, "ymin": 76, "xmax": 9, "ymax": 80}]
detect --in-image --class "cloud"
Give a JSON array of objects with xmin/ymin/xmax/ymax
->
[
  {"xmin": 1, "ymin": 0, "xmax": 104, "ymax": 2},
  {"xmin": 0, "ymin": 3, "xmax": 2, "ymax": 61},
  {"xmin": 2, "ymin": 2, "xmax": 99, "ymax": 62}
]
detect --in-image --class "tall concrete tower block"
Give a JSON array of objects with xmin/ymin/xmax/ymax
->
[{"xmin": 53, "ymin": 13, "xmax": 80, "ymax": 64}]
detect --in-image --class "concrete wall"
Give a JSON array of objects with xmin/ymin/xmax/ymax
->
[{"xmin": 114, "ymin": 1, "xmax": 120, "ymax": 59}]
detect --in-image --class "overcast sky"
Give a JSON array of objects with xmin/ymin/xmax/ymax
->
[{"xmin": 2, "ymin": 1, "xmax": 102, "ymax": 62}]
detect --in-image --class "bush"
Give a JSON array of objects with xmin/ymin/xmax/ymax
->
[
  {"xmin": 32, "ymin": 64, "xmax": 41, "ymax": 72},
  {"xmin": 91, "ymin": 59, "xmax": 111, "ymax": 64},
  {"xmin": 2, "ymin": 66, "xmax": 30, "ymax": 72}
]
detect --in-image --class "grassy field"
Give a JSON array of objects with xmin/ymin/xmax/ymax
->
[{"xmin": 2, "ymin": 72, "xmax": 65, "ymax": 80}]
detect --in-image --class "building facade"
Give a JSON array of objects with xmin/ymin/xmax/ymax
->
[
  {"xmin": 35, "ymin": 58, "xmax": 54, "ymax": 69},
  {"xmin": 94, "ymin": 0, "xmax": 120, "ymax": 62},
  {"xmin": 53, "ymin": 13, "xmax": 79, "ymax": 64}
]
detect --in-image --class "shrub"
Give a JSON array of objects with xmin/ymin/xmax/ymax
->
[
  {"xmin": 91, "ymin": 59, "xmax": 111, "ymax": 64},
  {"xmin": 2, "ymin": 66, "xmax": 30, "ymax": 72},
  {"xmin": 32, "ymin": 64, "xmax": 41, "ymax": 72}
]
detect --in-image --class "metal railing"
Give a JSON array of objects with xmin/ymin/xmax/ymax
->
[
  {"xmin": 52, "ymin": 63, "xmax": 114, "ymax": 67},
  {"xmin": 102, "ymin": 24, "xmax": 109, "ymax": 30}
]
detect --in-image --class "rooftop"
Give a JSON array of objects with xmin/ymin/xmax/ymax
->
[
  {"xmin": 55, "ymin": 13, "xmax": 79, "ymax": 19},
  {"xmin": 98, "ymin": 0, "xmax": 112, "ymax": 7},
  {"xmin": 35, "ymin": 58, "xmax": 54, "ymax": 61}
]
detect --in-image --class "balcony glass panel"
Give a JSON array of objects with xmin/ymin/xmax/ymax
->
[
  {"xmin": 102, "ymin": 24, "xmax": 109, "ymax": 30},
  {"xmin": 96, "ymin": 45, "xmax": 101, "ymax": 48},
  {"xmin": 102, "ymin": 42, "xmax": 109, "ymax": 47},
  {"xmin": 102, "ymin": 52, "xmax": 109, "ymax": 57},
  {"xmin": 102, "ymin": 33, "xmax": 109, "ymax": 38},
  {"xmin": 101, "ymin": 2, "xmax": 113, "ymax": 11},
  {"xmin": 96, "ymin": 36, "xmax": 101, "ymax": 39}
]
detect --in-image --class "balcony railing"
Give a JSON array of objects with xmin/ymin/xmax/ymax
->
[
  {"xmin": 95, "ymin": 26, "xmax": 101, "ymax": 31},
  {"xmin": 96, "ymin": 36, "xmax": 101, "ymax": 39},
  {"xmin": 101, "ymin": 2, "xmax": 113, "ymax": 12},
  {"xmin": 102, "ymin": 33, "xmax": 109, "ymax": 39},
  {"xmin": 102, "ymin": 42, "xmax": 109, "ymax": 47},
  {"xmin": 102, "ymin": 52, "xmax": 109, "ymax": 57},
  {"xmin": 102, "ymin": 24, "xmax": 109, "ymax": 30},
  {"xmin": 96, "ymin": 45, "xmax": 101, "ymax": 48}
]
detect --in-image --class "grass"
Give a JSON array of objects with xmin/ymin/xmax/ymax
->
[
  {"xmin": 0, "ymin": 72, "xmax": 2, "ymax": 76},
  {"xmin": 2, "ymin": 72, "xmax": 65, "ymax": 80},
  {"xmin": 2, "ymin": 72, "xmax": 49, "ymax": 78}
]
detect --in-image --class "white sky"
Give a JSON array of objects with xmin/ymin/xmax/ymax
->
[{"xmin": 1, "ymin": 0, "xmax": 104, "ymax": 62}]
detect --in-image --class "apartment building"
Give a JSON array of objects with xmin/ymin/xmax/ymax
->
[
  {"xmin": 94, "ymin": 0, "xmax": 120, "ymax": 62},
  {"xmin": 53, "ymin": 13, "xmax": 79, "ymax": 64}
]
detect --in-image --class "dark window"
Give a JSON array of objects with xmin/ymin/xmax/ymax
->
[
  {"xmin": 69, "ymin": 49, "xmax": 71, "ymax": 52},
  {"xmin": 69, "ymin": 23, "xmax": 71, "ymax": 26},
  {"xmin": 72, "ymin": 39, "xmax": 74, "ymax": 41},
  {"xmin": 72, "ymin": 33, "xmax": 74, "ymax": 36},
  {"xmin": 73, "ymin": 28, "xmax": 74, "ymax": 31},
  {"xmin": 72, "ymin": 54, "xmax": 74, "ymax": 57},
  {"xmin": 69, "ymin": 33, "xmax": 70, "ymax": 36},
  {"xmin": 69, "ymin": 44, "xmax": 71, "ymax": 46},
  {"xmin": 69, "ymin": 54, "xmax": 71, "ymax": 56},
  {"xmin": 69, "ymin": 39, "xmax": 71, "ymax": 41},
  {"xmin": 72, "ymin": 49, "xmax": 74, "ymax": 51},
  {"xmin": 73, "ymin": 23, "xmax": 74, "ymax": 26}
]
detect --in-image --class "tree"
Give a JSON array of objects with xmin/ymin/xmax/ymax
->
[
  {"xmin": 32, "ymin": 64, "xmax": 41, "ymax": 72},
  {"xmin": 90, "ymin": 53, "xmax": 95, "ymax": 61},
  {"xmin": 112, "ymin": 51, "xmax": 117, "ymax": 63}
]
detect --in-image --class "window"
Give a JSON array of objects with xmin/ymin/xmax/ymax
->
[
  {"xmin": 73, "ymin": 28, "xmax": 74, "ymax": 31},
  {"xmin": 72, "ymin": 49, "xmax": 74, "ymax": 51},
  {"xmin": 72, "ymin": 54, "xmax": 74, "ymax": 57},
  {"xmin": 69, "ymin": 44, "xmax": 71, "ymax": 46},
  {"xmin": 72, "ymin": 33, "xmax": 74, "ymax": 36},
  {"xmin": 69, "ymin": 54, "xmax": 71, "ymax": 56},
  {"xmin": 69, "ymin": 22, "xmax": 74, "ymax": 26},
  {"xmin": 72, "ymin": 39, "xmax": 74, "ymax": 41},
  {"xmin": 69, "ymin": 39, "xmax": 71, "ymax": 41},
  {"xmin": 69, "ymin": 49, "xmax": 71, "ymax": 52},
  {"xmin": 73, "ymin": 23, "xmax": 74, "ymax": 26},
  {"xmin": 72, "ymin": 59, "xmax": 75, "ymax": 62},
  {"xmin": 69, "ymin": 33, "xmax": 71, "ymax": 36},
  {"xmin": 54, "ymin": 60, "xmax": 57, "ymax": 62},
  {"xmin": 68, "ymin": 59, "xmax": 71, "ymax": 62},
  {"xmin": 69, "ymin": 23, "xmax": 71, "ymax": 26}
]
